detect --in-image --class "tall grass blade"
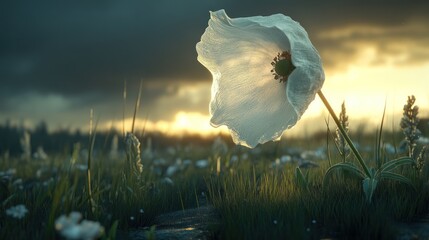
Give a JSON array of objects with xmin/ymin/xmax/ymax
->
[
  {"xmin": 87, "ymin": 109, "xmax": 99, "ymax": 214},
  {"xmin": 123, "ymin": 80, "xmax": 127, "ymax": 138},
  {"xmin": 295, "ymin": 167, "xmax": 309, "ymax": 191},
  {"xmin": 380, "ymin": 171, "xmax": 415, "ymax": 190},
  {"xmin": 323, "ymin": 162, "xmax": 366, "ymax": 187},
  {"xmin": 378, "ymin": 157, "xmax": 414, "ymax": 173},
  {"xmin": 131, "ymin": 80, "xmax": 143, "ymax": 134}
]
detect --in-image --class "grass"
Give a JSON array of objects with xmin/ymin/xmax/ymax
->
[
  {"xmin": 1, "ymin": 104, "xmax": 428, "ymax": 239},
  {"xmin": 207, "ymin": 158, "xmax": 429, "ymax": 239}
]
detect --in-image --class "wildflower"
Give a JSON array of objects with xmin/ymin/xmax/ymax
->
[
  {"xmin": 182, "ymin": 159, "xmax": 192, "ymax": 166},
  {"xmin": 6, "ymin": 204, "xmax": 28, "ymax": 219},
  {"xmin": 55, "ymin": 211, "xmax": 104, "ymax": 240},
  {"xmin": 75, "ymin": 164, "xmax": 88, "ymax": 171},
  {"xmin": 416, "ymin": 146, "xmax": 427, "ymax": 172},
  {"xmin": 196, "ymin": 10, "xmax": 324, "ymax": 148},
  {"xmin": 400, "ymin": 95, "xmax": 421, "ymax": 158},
  {"xmin": 166, "ymin": 165, "xmax": 179, "ymax": 176},
  {"xmin": 230, "ymin": 155, "xmax": 239, "ymax": 163},
  {"xmin": 33, "ymin": 146, "xmax": 48, "ymax": 160},
  {"xmin": 161, "ymin": 177, "xmax": 174, "ymax": 185},
  {"xmin": 195, "ymin": 159, "xmax": 209, "ymax": 168},
  {"xmin": 0, "ymin": 168, "xmax": 16, "ymax": 181},
  {"xmin": 335, "ymin": 102, "xmax": 350, "ymax": 161}
]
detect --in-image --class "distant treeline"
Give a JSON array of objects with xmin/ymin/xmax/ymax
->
[
  {"xmin": 0, "ymin": 120, "xmax": 233, "ymax": 157},
  {"xmin": 0, "ymin": 118, "xmax": 428, "ymax": 157}
]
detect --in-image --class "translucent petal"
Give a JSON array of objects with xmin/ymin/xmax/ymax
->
[
  {"xmin": 246, "ymin": 11, "xmax": 325, "ymax": 116},
  {"xmin": 197, "ymin": 10, "xmax": 297, "ymax": 148},
  {"xmin": 196, "ymin": 10, "xmax": 324, "ymax": 148}
]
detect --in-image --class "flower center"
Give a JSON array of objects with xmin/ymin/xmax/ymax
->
[{"xmin": 271, "ymin": 51, "xmax": 295, "ymax": 83}]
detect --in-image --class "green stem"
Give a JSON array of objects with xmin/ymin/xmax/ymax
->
[{"xmin": 317, "ymin": 90, "xmax": 371, "ymax": 177}]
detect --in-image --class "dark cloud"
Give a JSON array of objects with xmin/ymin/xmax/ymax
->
[{"xmin": 1, "ymin": 0, "xmax": 429, "ymax": 126}]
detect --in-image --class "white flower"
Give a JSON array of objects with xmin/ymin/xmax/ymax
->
[
  {"xmin": 55, "ymin": 211, "xmax": 104, "ymax": 240},
  {"xmin": 6, "ymin": 204, "xmax": 28, "ymax": 219},
  {"xmin": 195, "ymin": 159, "xmax": 209, "ymax": 168},
  {"xmin": 166, "ymin": 165, "xmax": 179, "ymax": 176},
  {"xmin": 161, "ymin": 177, "xmax": 174, "ymax": 185},
  {"xmin": 196, "ymin": 10, "xmax": 324, "ymax": 148}
]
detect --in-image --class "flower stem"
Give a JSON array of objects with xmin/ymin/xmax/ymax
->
[{"xmin": 317, "ymin": 90, "xmax": 371, "ymax": 177}]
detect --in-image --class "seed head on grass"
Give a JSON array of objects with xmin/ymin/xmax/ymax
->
[
  {"xmin": 125, "ymin": 132, "xmax": 143, "ymax": 176},
  {"xmin": 416, "ymin": 146, "xmax": 427, "ymax": 173},
  {"xmin": 335, "ymin": 101, "xmax": 350, "ymax": 162},
  {"xmin": 20, "ymin": 131, "xmax": 31, "ymax": 160},
  {"xmin": 400, "ymin": 95, "xmax": 421, "ymax": 158}
]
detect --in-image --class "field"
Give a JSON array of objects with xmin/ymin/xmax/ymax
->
[{"xmin": 1, "ymin": 102, "xmax": 429, "ymax": 239}]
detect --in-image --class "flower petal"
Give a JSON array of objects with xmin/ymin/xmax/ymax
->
[
  {"xmin": 197, "ymin": 10, "xmax": 299, "ymax": 148},
  {"xmin": 247, "ymin": 11, "xmax": 325, "ymax": 117}
]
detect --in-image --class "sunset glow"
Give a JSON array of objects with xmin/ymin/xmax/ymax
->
[
  {"xmin": 103, "ymin": 111, "xmax": 228, "ymax": 137},
  {"xmin": 1, "ymin": 2, "xmax": 428, "ymax": 138}
]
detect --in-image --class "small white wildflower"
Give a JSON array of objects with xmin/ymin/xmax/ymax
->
[
  {"xmin": 6, "ymin": 204, "xmax": 28, "ymax": 219},
  {"xmin": 153, "ymin": 158, "xmax": 167, "ymax": 166},
  {"xmin": 418, "ymin": 136, "xmax": 429, "ymax": 145},
  {"xmin": 36, "ymin": 168, "xmax": 44, "ymax": 178},
  {"xmin": 33, "ymin": 146, "xmax": 48, "ymax": 160},
  {"xmin": 280, "ymin": 155, "xmax": 292, "ymax": 163},
  {"xmin": 384, "ymin": 143, "xmax": 396, "ymax": 155},
  {"xmin": 195, "ymin": 159, "xmax": 209, "ymax": 169},
  {"xmin": 75, "ymin": 164, "xmax": 88, "ymax": 171},
  {"xmin": 0, "ymin": 168, "xmax": 16, "ymax": 178},
  {"xmin": 271, "ymin": 158, "xmax": 281, "ymax": 168},
  {"xmin": 161, "ymin": 177, "xmax": 174, "ymax": 186},
  {"xmin": 130, "ymin": 216, "xmax": 135, "ymax": 221},
  {"xmin": 12, "ymin": 178, "xmax": 23, "ymax": 186},
  {"xmin": 312, "ymin": 219, "xmax": 317, "ymax": 224},
  {"xmin": 182, "ymin": 159, "xmax": 192, "ymax": 166},
  {"xmin": 43, "ymin": 177, "xmax": 54, "ymax": 187},
  {"xmin": 166, "ymin": 165, "xmax": 179, "ymax": 177},
  {"xmin": 55, "ymin": 211, "xmax": 104, "ymax": 240},
  {"xmin": 139, "ymin": 208, "xmax": 144, "ymax": 214},
  {"xmin": 273, "ymin": 220, "xmax": 278, "ymax": 225}
]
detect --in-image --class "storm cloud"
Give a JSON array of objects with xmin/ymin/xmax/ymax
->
[{"xmin": 1, "ymin": 0, "xmax": 429, "ymax": 128}]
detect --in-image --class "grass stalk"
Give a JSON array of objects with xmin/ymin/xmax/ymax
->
[
  {"xmin": 131, "ymin": 80, "xmax": 143, "ymax": 134},
  {"xmin": 317, "ymin": 90, "xmax": 371, "ymax": 176},
  {"xmin": 87, "ymin": 109, "xmax": 98, "ymax": 214}
]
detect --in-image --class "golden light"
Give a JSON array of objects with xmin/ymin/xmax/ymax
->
[{"xmin": 101, "ymin": 111, "xmax": 228, "ymax": 136}]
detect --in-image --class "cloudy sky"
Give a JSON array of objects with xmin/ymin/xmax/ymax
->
[{"xmin": 1, "ymin": 0, "xmax": 429, "ymax": 136}]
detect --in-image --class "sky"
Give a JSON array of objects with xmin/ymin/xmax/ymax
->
[{"xmin": 1, "ymin": 0, "xmax": 429, "ymax": 137}]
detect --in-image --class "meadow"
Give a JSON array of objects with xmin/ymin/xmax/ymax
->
[{"xmin": 1, "ymin": 98, "xmax": 429, "ymax": 240}]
